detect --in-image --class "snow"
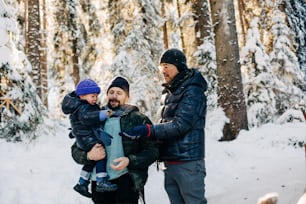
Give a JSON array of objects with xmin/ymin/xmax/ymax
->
[
  {"xmin": 0, "ymin": 1, "xmax": 305, "ymax": 204},
  {"xmin": 1, "ymin": 113, "xmax": 305, "ymax": 204}
]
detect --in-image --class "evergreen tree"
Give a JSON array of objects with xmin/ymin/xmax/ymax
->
[
  {"xmin": 105, "ymin": 0, "xmax": 163, "ymax": 120},
  {"xmin": 191, "ymin": 0, "xmax": 217, "ymax": 110},
  {"xmin": 241, "ymin": 17, "xmax": 276, "ymax": 127},
  {"xmin": 194, "ymin": 37, "xmax": 218, "ymax": 110},
  {"xmin": 78, "ymin": 0, "xmax": 102, "ymax": 75},
  {"xmin": 284, "ymin": 0, "xmax": 306, "ymax": 81},
  {"xmin": 239, "ymin": 0, "xmax": 305, "ymax": 125},
  {"xmin": 269, "ymin": 9, "xmax": 306, "ymax": 116},
  {"xmin": 50, "ymin": 0, "xmax": 84, "ymax": 115},
  {"xmin": 0, "ymin": 0, "xmax": 45, "ymax": 142}
]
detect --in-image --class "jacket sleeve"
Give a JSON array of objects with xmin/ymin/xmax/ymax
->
[
  {"xmin": 126, "ymin": 114, "xmax": 159, "ymax": 169},
  {"xmin": 77, "ymin": 105, "xmax": 101, "ymax": 126},
  {"xmin": 153, "ymin": 85, "xmax": 206, "ymax": 141},
  {"xmin": 71, "ymin": 142, "xmax": 93, "ymax": 165}
]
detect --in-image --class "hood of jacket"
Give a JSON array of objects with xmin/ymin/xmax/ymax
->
[{"xmin": 61, "ymin": 91, "xmax": 85, "ymax": 115}]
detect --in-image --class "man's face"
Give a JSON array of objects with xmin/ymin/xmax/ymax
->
[
  {"xmin": 107, "ymin": 87, "xmax": 129, "ymax": 109},
  {"xmin": 159, "ymin": 63, "xmax": 179, "ymax": 83}
]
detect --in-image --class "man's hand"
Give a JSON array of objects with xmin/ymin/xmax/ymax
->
[
  {"xmin": 87, "ymin": 144, "xmax": 105, "ymax": 161},
  {"xmin": 110, "ymin": 157, "xmax": 129, "ymax": 171},
  {"xmin": 119, "ymin": 124, "xmax": 150, "ymax": 140}
]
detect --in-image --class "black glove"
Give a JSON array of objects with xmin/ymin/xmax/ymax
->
[
  {"xmin": 119, "ymin": 124, "xmax": 151, "ymax": 140},
  {"xmin": 94, "ymin": 128, "xmax": 113, "ymax": 146}
]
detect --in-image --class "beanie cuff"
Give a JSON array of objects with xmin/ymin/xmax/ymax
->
[{"xmin": 76, "ymin": 87, "xmax": 100, "ymax": 96}]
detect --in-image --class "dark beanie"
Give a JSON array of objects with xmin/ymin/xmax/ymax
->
[
  {"xmin": 107, "ymin": 76, "xmax": 130, "ymax": 96},
  {"xmin": 160, "ymin": 48, "xmax": 188, "ymax": 72},
  {"xmin": 75, "ymin": 79, "xmax": 101, "ymax": 96}
]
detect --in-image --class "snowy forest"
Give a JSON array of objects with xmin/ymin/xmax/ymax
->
[{"xmin": 0, "ymin": 0, "xmax": 305, "ymax": 142}]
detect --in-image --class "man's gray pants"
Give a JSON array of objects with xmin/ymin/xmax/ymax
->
[{"xmin": 164, "ymin": 159, "xmax": 207, "ymax": 204}]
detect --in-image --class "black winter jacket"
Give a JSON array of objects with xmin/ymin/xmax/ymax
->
[
  {"xmin": 71, "ymin": 104, "xmax": 159, "ymax": 191},
  {"xmin": 154, "ymin": 68, "xmax": 207, "ymax": 161},
  {"xmin": 62, "ymin": 91, "xmax": 102, "ymax": 151}
]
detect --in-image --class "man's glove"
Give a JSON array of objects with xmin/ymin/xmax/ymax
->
[
  {"xmin": 119, "ymin": 124, "xmax": 151, "ymax": 140},
  {"xmin": 94, "ymin": 128, "xmax": 113, "ymax": 146}
]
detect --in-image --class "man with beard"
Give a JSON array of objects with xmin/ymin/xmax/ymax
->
[{"xmin": 70, "ymin": 76, "xmax": 158, "ymax": 204}]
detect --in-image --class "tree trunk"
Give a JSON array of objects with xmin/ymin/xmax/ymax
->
[
  {"xmin": 72, "ymin": 39, "xmax": 79, "ymax": 85},
  {"xmin": 191, "ymin": 0, "xmax": 211, "ymax": 46},
  {"xmin": 237, "ymin": 0, "xmax": 246, "ymax": 45},
  {"xmin": 40, "ymin": 0, "xmax": 48, "ymax": 107},
  {"xmin": 209, "ymin": 0, "xmax": 248, "ymax": 140},
  {"xmin": 67, "ymin": 1, "xmax": 80, "ymax": 85},
  {"xmin": 176, "ymin": 1, "xmax": 185, "ymax": 52},
  {"xmin": 26, "ymin": 0, "xmax": 42, "ymax": 100},
  {"xmin": 161, "ymin": 0, "xmax": 169, "ymax": 49}
]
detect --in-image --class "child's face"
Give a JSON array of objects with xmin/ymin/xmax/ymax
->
[{"xmin": 79, "ymin": 93, "xmax": 99, "ymax": 105}]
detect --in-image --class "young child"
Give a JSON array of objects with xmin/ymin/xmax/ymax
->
[{"xmin": 62, "ymin": 79, "xmax": 117, "ymax": 198}]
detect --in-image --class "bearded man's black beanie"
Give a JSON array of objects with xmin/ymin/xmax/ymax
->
[{"xmin": 107, "ymin": 76, "xmax": 130, "ymax": 96}]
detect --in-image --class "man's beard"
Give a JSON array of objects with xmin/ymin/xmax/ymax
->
[{"xmin": 107, "ymin": 99, "xmax": 121, "ymax": 110}]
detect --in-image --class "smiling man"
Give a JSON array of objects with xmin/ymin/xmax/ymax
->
[
  {"xmin": 71, "ymin": 76, "xmax": 158, "ymax": 204},
  {"xmin": 121, "ymin": 48, "xmax": 208, "ymax": 204}
]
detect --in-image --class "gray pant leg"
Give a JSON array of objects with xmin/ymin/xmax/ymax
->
[
  {"xmin": 164, "ymin": 160, "xmax": 207, "ymax": 204},
  {"xmin": 164, "ymin": 169, "xmax": 185, "ymax": 204}
]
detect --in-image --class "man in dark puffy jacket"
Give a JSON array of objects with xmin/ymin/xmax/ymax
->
[
  {"xmin": 71, "ymin": 76, "xmax": 158, "ymax": 204},
  {"xmin": 121, "ymin": 49, "xmax": 208, "ymax": 204}
]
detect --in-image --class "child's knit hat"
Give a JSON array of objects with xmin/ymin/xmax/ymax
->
[{"xmin": 75, "ymin": 79, "xmax": 101, "ymax": 96}]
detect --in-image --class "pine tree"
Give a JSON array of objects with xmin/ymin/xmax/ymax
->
[
  {"xmin": 50, "ymin": 0, "xmax": 84, "ymax": 116},
  {"xmin": 0, "ymin": 0, "xmax": 45, "ymax": 142},
  {"xmin": 269, "ymin": 9, "xmax": 306, "ymax": 116},
  {"xmin": 192, "ymin": 0, "xmax": 217, "ymax": 110},
  {"xmin": 241, "ymin": 17, "xmax": 277, "ymax": 127},
  {"xmin": 105, "ymin": 0, "xmax": 163, "ymax": 120},
  {"xmin": 194, "ymin": 37, "xmax": 218, "ymax": 110},
  {"xmin": 78, "ymin": 0, "xmax": 102, "ymax": 75},
  {"xmin": 239, "ymin": 0, "xmax": 305, "ymax": 125},
  {"xmin": 284, "ymin": 0, "xmax": 306, "ymax": 81}
]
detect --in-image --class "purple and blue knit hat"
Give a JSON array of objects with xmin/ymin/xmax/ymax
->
[{"xmin": 75, "ymin": 79, "xmax": 101, "ymax": 96}]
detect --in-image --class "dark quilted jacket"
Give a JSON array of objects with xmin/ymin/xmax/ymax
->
[
  {"xmin": 62, "ymin": 91, "xmax": 102, "ymax": 151},
  {"xmin": 154, "ymin": 68, "xmax": 207, "ymax": 161},
  {"xmin": 71, "ymin": 104, "xmax": 159, "ymax": 190}
]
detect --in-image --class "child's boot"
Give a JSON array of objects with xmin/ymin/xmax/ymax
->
[
  {"xmin": 96, "ymin": 177, "xmax": 118, "ymax": 192},
  {"xmin": 73, "ymin": 183, "xmax": 92, "ymax": 198}
]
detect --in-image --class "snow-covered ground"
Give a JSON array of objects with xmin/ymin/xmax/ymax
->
[{"xmin": 1, "ymin": 116, "xmax": 305, "ymax": 204}]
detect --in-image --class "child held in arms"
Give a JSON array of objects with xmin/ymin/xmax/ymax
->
[{"xmin": 62, "ymin": 79, "xmax": 117, "ymax": 198}]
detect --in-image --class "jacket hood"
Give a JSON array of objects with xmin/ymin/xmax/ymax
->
[
  {"xmin": 187, "ymin": 69, "xmax": 208, "ymax": 92},
  {"xmin": 61, "ymin": 91, "xmax": 83, "ymax": 114}
]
